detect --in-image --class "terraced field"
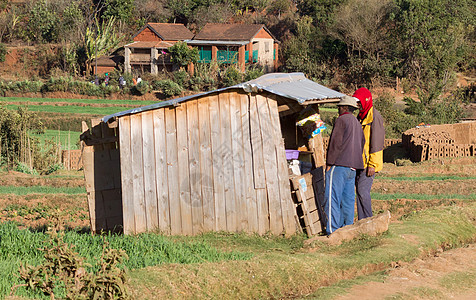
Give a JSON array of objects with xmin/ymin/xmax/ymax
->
[{"xmin": 0, "ymin": 156, "xmax": 474, "ymax": 299}]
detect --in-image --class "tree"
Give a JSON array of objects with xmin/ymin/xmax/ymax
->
[
  {"xmin": 59, "ymin": 1, "xmax": 86, "ymax": 43},
  {"xmin": 295, "ymin": 0, "xmax": 346, "ymax": 27},
  {"xmin": 26, "ymin": 0, "xmax": 60, "ymax": 43},
  {"xmin": 84, "ymin": 17, "xmax": 123, "ymax": 75},
  {"xmin": 331, "ymin": 0, "xmax": 395, "ymax": 84},
  {"xmin": 168, "ymin": 41, "xmax": 199, "ymax": 68},
  {"xmin": 392, "ymin": 0, "xmax": 475, "ymax": 105},
  {"xmin": 102, "ymin": 0, "xmax": 135, "ymax": 24}
]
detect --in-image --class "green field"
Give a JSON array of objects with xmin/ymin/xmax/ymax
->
[
  {"xmin": 2, "ymin": 97, "xmax": 162, "ymax": 116},
  {"xmin": 1, "ymin": 97, "xmax": 160, "ymax": 106},
  {"xmin": 31, "ymin": 129, "xmax": 82, "ymax": 150}
]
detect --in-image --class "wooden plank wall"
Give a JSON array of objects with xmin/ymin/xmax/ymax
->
[
  {"xmin": 119, "ymin": 91, "xmax": 296, "ymax": 235},
  {"xmin": 81, "ymin": 120, "xmax": 123, "ymax": 233}
]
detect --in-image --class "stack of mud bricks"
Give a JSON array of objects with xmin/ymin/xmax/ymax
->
[
  {"xmin": 62, "ymin": 150, "xmax": 83, "ymax": 170},
  {"xmin": 402, "ymin": 122, "xmax": 476, "ymax": 162}
]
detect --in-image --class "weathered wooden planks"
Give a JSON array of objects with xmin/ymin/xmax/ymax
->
[
  {"xmin": 175, "ymin": 105, "xmax": 193, "ymax": 235},
  {"xmin": 90, "ymin": 91, "xmax": 297, "ymax": 236},
  {"xmin": 290, "ymin": 173, "xmax": 323, "ymax": 236},
  {"xmin": 118, "ymin": 116, "xmax": 134, "ymax": 234},
  {"xmin": 209, "ymin": 94, "xmax": 226, "ymax": 231},
  {"xmin": 153, "ymin": 109, "xmax": 170, "ymax": 234}
]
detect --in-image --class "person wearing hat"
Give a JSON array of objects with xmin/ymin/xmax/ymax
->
[
  {"xmin": 352, "ymin": 87, "xmax": 385, "ymax": 220},
  {"xmin": 324, "ymin": 96, "xmax": 365, "ymax": 234}
]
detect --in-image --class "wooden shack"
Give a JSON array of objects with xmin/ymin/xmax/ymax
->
[{"xmin": 81, "ymin": 73, "xmax": 345, "ymax": 235}]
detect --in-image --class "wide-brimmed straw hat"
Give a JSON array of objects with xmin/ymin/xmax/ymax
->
[{"xmin": 337, "ymin": 95, "xmax": 359, "ymax": 108}]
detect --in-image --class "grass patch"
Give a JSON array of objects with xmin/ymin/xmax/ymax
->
[
  {"xmin": 439, "ymin": 270, "xmax": 476, "ymax": 292},
  {"xmin": 409, "ymin": 286, "xmax": 444, "ymax": 299},
  {"xmin": 169, "ymin": 231, "xmax": 307, "ymax": 253},
  {"xmin": 5, "ymin": 104, "xmax": 131, "ymax": 115},
  {"xmin": 0, "ymin": 185, "xmax": 85, "ymax": 195},
  {"xmin": 1, "ymin": 97, "xmax": 159, "ymax": 106},
  {"xmin": 1, "ymin": 222, "xmax": 251, "ymax": 298},
  {"xmin": 305, "ymin": 271, "xmax": 387, "ymax": 300},
  {"xmin": 371, "ymin": 193, "xmax": 476, "ymax": 201},
  {"xmin": 126, "ymin": 204, "xmax": 476, "ymax": 299}
]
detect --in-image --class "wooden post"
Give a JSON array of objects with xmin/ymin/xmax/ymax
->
[
  {"xmin": 308, "ymin": 134, "xmax": 326, "ymax": 168},
  {"xmin": 238, "ymin": 45, "xmax": 245, "ymax": 72}
]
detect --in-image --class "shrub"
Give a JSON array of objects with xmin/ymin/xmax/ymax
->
[
  {"xmin": 190, "ymin": 63, "xmax": 219, "ymax": 91},
  {"xmin": 15, "ymin": 162, "xmax": 38, "ymax": 175},
  {"xmin": 173, "ymin": 70, "xmax": 190, "ymax": 88},
  {"xmin": 17, "ymin": 229, "xmax": 130, "ymax": 299},
  {"xmin": 45, "ymin": 163, "xmax": 64, "ymax": 175},
  {"xmin": 222, "ymin": 66, "xmax": 243, "ymax": 87},
  {"xmin": 431, "ymin": 96, "xmax": 464, "ymax": 124},
  {"xmin": 0, "ymin": 43, "xmax": 7, "ymax": 62},
  {"xmin": 133, "ymin": 80, "xmax": 150, "ymax": 95},
  {"xmin": 244, "ymin": 65, "xmax": 264, "ymax": 81},
  {"xmin": 374, "ymin": 93, "xmax": 420, "ymax": 138},
  {"xmin": 43, "ymin": 77, "xmax": 70, "ymax": 92},
  {"xmin": 452, "ymin": 84, "xmax": 475, "ymax": 104},
  {"xmin": 153, "ymin": 79, "xmax": 183, "ymax": 98},
  {"xmin": 168, "ymin": 41, "xmax": 199, "ymax": 68}
]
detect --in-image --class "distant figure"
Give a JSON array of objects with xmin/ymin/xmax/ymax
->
[
  {"xmin": 119, "ymin": 76, "xmax": 126, "ymax": 89},
  {"xmin": 352, "ymin": 87, "xmax": 385, "ymax": 221},
  {"xmin": 104, "ymin": 73, "xmax": 110, "ymax": 86},
  {"xmin": 136, "ymin": 76, "xmax": 142, "ymax": 84}
]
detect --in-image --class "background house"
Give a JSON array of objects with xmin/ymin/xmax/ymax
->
[
  {"xmin": 124, "ymin": 23, "xmax": 194, "ymax": 74},
  {"xmin": 92, "ymin": 55, "xmax": 123, "ymax": 75},
  {"xmin": 80, "ymin": 73, "xmax": 345, "ymax": 236},
  {"xmin": 186, "ymin": 23, "xmax": 279, "ymax": 73}
]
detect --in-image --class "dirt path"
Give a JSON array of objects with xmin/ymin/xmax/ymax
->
[{"xmin": 334, "ymin": 244, "xmax": 476, "ymax": 299}]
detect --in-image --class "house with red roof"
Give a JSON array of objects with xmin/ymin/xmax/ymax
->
[
  {"xmin": 186, "ymin": 23, "xmax": 279, "ymax": 72},
  {"xmin": 124, "ymin": 23, "xmax": 194, "ymax": 74},
  {"xmin": 125, "ymin": 22, "xmax": 279, "ymax": 75}
]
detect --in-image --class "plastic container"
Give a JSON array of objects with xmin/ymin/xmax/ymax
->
[{"xmin": 285, "ymin": 150, "xmax": 300, "ymax": 160}]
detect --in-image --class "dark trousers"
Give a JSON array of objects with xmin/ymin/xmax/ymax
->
[{"xmin": 355, "ymin": 169, "xmax": 374, "ymax": 220}]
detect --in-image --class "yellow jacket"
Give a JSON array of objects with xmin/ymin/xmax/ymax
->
[{"xmin": 360, "ymin": 107, "xmax": 385, "ymax": 172}]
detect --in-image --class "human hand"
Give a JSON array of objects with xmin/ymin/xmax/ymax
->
[{"xmin": 366, "ymin": 167, "xmax": 375, "ymax": 177}]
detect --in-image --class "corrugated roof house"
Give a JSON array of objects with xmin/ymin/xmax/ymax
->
[
  {"xmin": 124, "ymin": 23, "xmax": 194, "ymax": 74},
  {"xmin": 186, "ymin": 23, "xmax": 279, "ymax": 72},
  {"xmin": 81, "ymin": 73, "xmax": 345, "ymax": 236}
]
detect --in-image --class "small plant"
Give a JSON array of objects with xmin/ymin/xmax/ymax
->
[
  {"xmin": 0, "ymin": 43, "xmax": 6, "ymax": 62},
  {"xmin": 222, "ymin": 66, "xmax": 243, "ymax": 87},
  {"xmin": 153, "ymin": 79, "xmax": 182, "ymax": 97},
  {"xmin": 15, "ymin": 162, "xmax": 38, "ymax": 175},
  {"xmin": 45, "ymin": 163, "xmax": 63, "ymax": 175},
  {"xmin": 168, "ymin": 41, "xmax": 199, "ymax": 69},
  {"xmin": 133, "ymin": 80, "xmax": 150, "ymax": 95},
  {"xmin": 173, "ymin": 70, "xmax": 190, "ymax": 88},
  {"xmin": 244, "ymin": 65, "xmax": 264, "ymax": 81},
  {"xmin": 14, "ymin": 229, "xmax": 130, "ymax": 299}
]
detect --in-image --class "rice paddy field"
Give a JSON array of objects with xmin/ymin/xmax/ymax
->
[{"xmin": 0, "ymin": 96, "xmax": 476, "ymax": 299}]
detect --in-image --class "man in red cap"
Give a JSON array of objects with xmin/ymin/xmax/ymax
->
[{"xmin": 352, "ymin": 88, "xmax": 385, "ymax": 220}]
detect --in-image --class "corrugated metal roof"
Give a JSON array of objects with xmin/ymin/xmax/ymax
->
[
  {"xmin": 101, "ymin": 73, "xmax": 346, "ymax": 123},
  {"xmin": 184, "ymin": 40, "xmax": 249, "ymax": 46}
]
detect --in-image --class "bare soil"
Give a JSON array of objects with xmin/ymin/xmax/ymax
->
[
  {"xmin": 0, "ymin": 170, "xmax": 89, "ymax": 230},
  {"xmin": 335, "ymin": 244, "xmax": 476, "ymax": 300}
]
